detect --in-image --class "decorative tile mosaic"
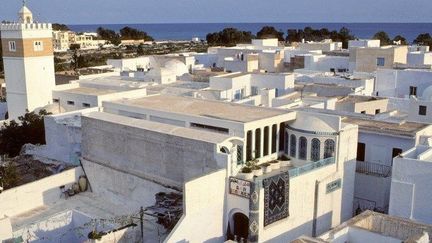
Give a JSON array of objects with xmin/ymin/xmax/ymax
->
[{"xmin": 263, "ymin": 171, "xmax": 290, "ymax": 227}]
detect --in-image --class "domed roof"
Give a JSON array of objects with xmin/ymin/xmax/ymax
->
[
  {"xmin": 422, "ymin": 85, "xmax": 432, "ymax": 100},
  {"xmin": 289, "ymin": 115, "xmax": 336, "ymax": 133},
  {"xmin": 164, "ymin": 60, "xmax": 188, "ymax": 76}
]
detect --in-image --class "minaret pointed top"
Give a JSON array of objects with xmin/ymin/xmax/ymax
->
[{"xmin": 18, "ymin": 0, "xmax": 33, "ymax": 23}]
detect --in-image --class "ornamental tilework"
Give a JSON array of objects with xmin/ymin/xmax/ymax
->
[
  {"xmin": 249, "ymin": 180, "xmax": 260, "ymax": 243},
  {"xmin": 263, "ymin": 171, "xmax": 290, "ymax": 227}
]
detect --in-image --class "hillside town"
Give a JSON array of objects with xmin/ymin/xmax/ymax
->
[{"xmin": 2, "ymin": 3, "xmax": 432, "ymax": 243}]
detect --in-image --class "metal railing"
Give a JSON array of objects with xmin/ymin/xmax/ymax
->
[
  {"xmin": 356, "ymin": 161, "xmax": 392, "ymax": 178},
  {"xmin": 289, "ymin": 157, "xmax": 335, "ymax": 178}
]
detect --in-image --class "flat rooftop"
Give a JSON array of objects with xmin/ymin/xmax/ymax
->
[
  {"xmin": 84, "ymin": 111, "xmax": 233, "ymax": 144},
  {"xmin": 57, "ymin": 87, "xmax": 120, "ymax": 96},
  {"xmin": 343, "ymin": 117, "xmax": 429, "ymax": 137},
  {"xmin": 109, "ymin": 95, "xmax": 290, "ymax": 123}
]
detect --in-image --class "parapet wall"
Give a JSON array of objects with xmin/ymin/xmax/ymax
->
[{"xmin": 0, "ymin": 23, "xmax": 52, "ymax": 31}]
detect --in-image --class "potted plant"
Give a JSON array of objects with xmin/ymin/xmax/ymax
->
[
  {"xmin": 239, "ymin": 167, "xmax": 254, "ymax": 180},
  {"xmin": 279, "ymin": 155, "xmax": 292, "ymax": 167},
  {"xmin": 261, "ymin": 163, "xmax": 272, "ymax": 173},
  {"xmin": 269, "ymin": 160, "xmax": 280, "ymax": 170},
  {"xmin": 252, "ymin": 165, "xmax": 263, "ymax": 176}
]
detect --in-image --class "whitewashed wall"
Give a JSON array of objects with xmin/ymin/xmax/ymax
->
[
  {"xmin": 0, "ymin": 167, "xmax": 83, "ymax": 217},
  {"xmin": 165, "ymin": 169, "xmax": 226, "ymax": 243}
]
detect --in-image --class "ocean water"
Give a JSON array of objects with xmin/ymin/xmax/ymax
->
[{"xmin": 69, "ymin": 23, "xmax": 432, "ymax": 42}]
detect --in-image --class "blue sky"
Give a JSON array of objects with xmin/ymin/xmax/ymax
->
[{"xmin": 1, "ymin": 0, "xmax": 432, "ymax": 24}]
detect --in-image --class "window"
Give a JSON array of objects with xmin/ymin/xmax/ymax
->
[
  {"xmin": 419, "ymin": 105, "xmax": 427, "ymax": 116},
  {"xmin": 290, "ymin": 134, "xmax": 296, "ymax": 157},
  {"xmin": 311, "ymin": 138, "xmax": 321, "ymax": 162},
  {"xmin": 52, "ymin": 98, "xmax": 59, "ymax": 103},
  {"xmin": 284, "ymin": 131, "xmax": 289, "ymax": 154},
  {"xmin": 324, "ymin": 139, "xmax": 335, "ymax": 159},
  {"xmin": 357, "ymin": 142, "xmax": 366, "ymax": 161},
  {"xmin": 271, "ymin": 124, "xmax": 277, "ymax": 153},
  {"xmin": 246, "ymin": 131, "xmax": 253, "ymax": 161},
  {"xmin": 8, "ymin": 41, "xmax": 16, "ymax": 52},
  {"xmin": 392, "ymin": 148, "xmax": 402, "ymax": 159},
  {"xmin": 255, "ymin": 128, "xmax": 261, "ymax": 158},
  {"xmin": 82, "ymin": 103, "xmax": 91, "ymax": 108},
  {"xmin": 34, "ymin": 41, "xmax": 44, "ymax": 51},
  {"xmin": 375, "ymin": 109, "xmax": 381, "ymax": 114},
  {"xmin": 377, "ymin": 57, "xmax": 385, "ymax": 66},
  {"xmin": 67, "ymin": 100, "xmax": 75, "ymax": 105},
  {"xmin": 330, "ymin": 68, "xmax": 335, "ymax": 73},
  {"xmin": 409, "ymin": 86, "xmax": 417, "ymax": 96},
  {"xmin": 360, "ymin": 111, "xmax": 366, "ymax": 114},
  {"xmin": 263, "ymin": 126, "xmax": 269, "ymax": 156},
  {"xmin": 279, "ymin": 123, "xmax": 286, "ymax": 152},
  {"xmin": 299, "ymin": 136, "xmax": 307, "ymax": 160}
]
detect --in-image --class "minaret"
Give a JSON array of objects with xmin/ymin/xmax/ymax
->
[{"xmin": 0, "ymin": 2, "xmax": 55, "ymax": 119}]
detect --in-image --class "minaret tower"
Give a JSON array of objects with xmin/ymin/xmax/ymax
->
[{"xmin": 0, "ymin": 1, "xmax": 55, "ymax": 119}]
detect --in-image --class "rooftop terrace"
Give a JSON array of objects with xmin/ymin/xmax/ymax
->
[{"xmin": 109, "ymin": 95, "xmax": 290, "ymax": 123}]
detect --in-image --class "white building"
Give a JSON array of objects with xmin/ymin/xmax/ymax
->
[
  {"xmin": 77, "ymin": 95, "xmax": 358, "ymax": 242},
  {"xmin": 295, "ymin": 210, "xmax": 432, "ymax": 243},
  {"xmin": 389, "ymin": 144, "xmax": 432, "ymax": 224},
  {"xmin": 195, "ymin": 72, "xmax": 294, "ymax": 106},
  {"xmin": 297, "ymin": 39, "xmax": 342, "ymax": 52},
  {"xmin": 0, "ymin": 5, "xmax": 55, "ymax": 119},
  {"xmin": 376, "ymin": 68, "xmax": 432, "ymax": 98}
]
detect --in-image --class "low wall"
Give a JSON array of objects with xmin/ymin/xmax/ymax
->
[{"xmin": 0, "ymin": 167, "xmax": 83, "ymax": 218}]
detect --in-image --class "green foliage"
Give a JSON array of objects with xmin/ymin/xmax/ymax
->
[
  {"xmin": 257, "ymin": 26, "xmax": 285, "ymax": 41},
  {"xmin": 206, "ymin": 28, "xmax": 255, "ymax": 46},
  {"xmin": 287, "ymin": 27, "xmax": 355, "ymax": 48},
  {"xmin": 52, "ymin": 23, "xmax": 70, "ymax": 31},
  {"xmin": 372, "ymin": 31, "xmax": 392, "ymax": 45},
  {"xmin": 0, "ymin": 110, "xmax": 51, "ymax": 157},
  {"xmin": 393, "ymin": 35, "xmax": 408, "ymax": 45},
  {"xmin": 119, "ymin": 26, "xmax": 154, "ymax": 41},
  {"xmin": 69, "ymin": 43, "xmax": 81, "ymax": 51},
  {"xmin": 414, "ymin": 33, "xmax": 432, "ymax": 48},
  {"xmin": 241, "ymin": 167, "xmax": 252, "ymax": 173},
  {"xmin": 97, "ymin": 27, "xmax": 121, "ymax": 46},
  {"xmin": 0, "ymin": 161, "xmax": 19, "ymax": 189}
]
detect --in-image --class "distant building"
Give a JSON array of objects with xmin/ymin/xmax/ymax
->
[{"xmin": 350, "ymin": 45, "xmax": 408, "ymax": 73}]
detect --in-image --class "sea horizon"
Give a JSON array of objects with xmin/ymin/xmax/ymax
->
[{"xmin": 68, "ymin": 22, "xmax": 432, "ymax": 42}]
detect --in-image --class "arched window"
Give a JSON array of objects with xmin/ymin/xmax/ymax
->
[
  {"xmin": 299, "ymin": 136, "xmax": 307, "ymax": 160},
  {"xmin": 324, "ymin": 139, "xmax": 335, "ymax": 159},
  {"xmin": 284, "ymin": 131, "xmax": 289, "ymax": 154},
  {"xmin": 290, "ymin": 134, "xmax": 296, "ymax": 157},
  {"xmin": 311, "ymin": 138, "xmax": 321, "ymax": 161}
]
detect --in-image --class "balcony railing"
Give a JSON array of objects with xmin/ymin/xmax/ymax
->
[
  {"xmin": 356, "ymin": 161, "xmax": 392, "ymax": 178},
  {"xmin": 289, "ymin": 157, "xmax": 335, "ymax": 178}
]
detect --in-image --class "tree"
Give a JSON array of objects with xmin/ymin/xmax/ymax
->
[
  {"xmin": 0, "ymin": 110, "xmax": 51, "ymax": 157},
  {"xmin": 372, "ymin": 31, "xmax": 392, "ymax": 46},
  {"xmin": 414, "ymin": 33, "xmax": 432, "ymax": 48},
  {"xmin": 97, "ymin": 27, "xmax": 121, "ymax": 46},
  {"xmin": 52, "ymin": 23, "xmax": 70, "ymax": 31},
  {"xmin": 119, "ymin": 27, "xmax": 154, "ymax": 41},
  {"xmin": 256, "ymin": 26, "xmax": 284, "ymax": 41},
  {"xmin": 206, "ymin": 28, "xmax": 255, "ymax": 46},
  {"xmin": 286, "ymin": 27, "xmax": 355, "ymax": 48},
  {"xmin": 392, "ymin": 35, "xmax": 408, "ymax": 45}
]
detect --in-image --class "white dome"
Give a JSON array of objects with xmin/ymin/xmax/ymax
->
[
  {"xmin": 422, "ymin": 85, "xmax": 432, "ymax": 100},
  {"xmin": 164, "ymin": 60, "xmax": 188, "ymax": 76},
  {"xmin": 289, "ymin": 115, "xmax": 336, "ymax": 133}
]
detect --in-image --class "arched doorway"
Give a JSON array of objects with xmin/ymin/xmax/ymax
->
[{"xmin": 228, "ymin": 212, "xmax": 249, "ymax": 241}]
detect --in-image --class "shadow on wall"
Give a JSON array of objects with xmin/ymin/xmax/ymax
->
[{"xmin": 267, "ymin": 211, "xmax": 333, "ymax": 242}]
